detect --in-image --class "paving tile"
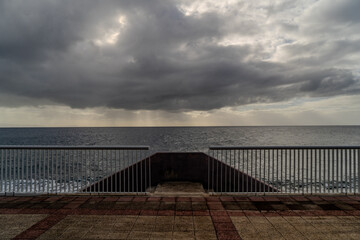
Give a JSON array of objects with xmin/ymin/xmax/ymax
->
[
  {"xmin": 150, "ymin": 231, "xmax": 173, "ymax": 239},
  {"xmin": 191, "ymin": 202, "xmax": 208, "ymax": 210},
  {"xmin": 158, "ymin": 210, "xmax": 175, "ymax": 216},
  {"xmin": 0, "ymin": 214, "xmax": 47, "ymax": 239},
  {"xmin": 173, "ymin": 231, "xmax": 195, "ymax": 239},
  {"xmin": 191, "ymin": 197, "xmax": 206, "ymax": 202},
  {"xmin": 212, "ymin": 215, "xmax": 233, "ymax": 223},
  {"xmin": 195, "ymin": 230, "xmax": 217, "ymax": 240},
  {"xmin": 214, "ymin": 222, "xmax": 237, "ymax": 231},
  {"xmin": 216, "ymin": 230, "xmax": 241, "ymax": 240}
]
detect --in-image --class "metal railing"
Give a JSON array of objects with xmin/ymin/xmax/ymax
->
[
  {"xmin": 0, "ymin": 145, "xmax": 150, "ymax": 195},
  {"xmin": 208, "ymin": 146, "xmax": 360, "ymax": 194}
]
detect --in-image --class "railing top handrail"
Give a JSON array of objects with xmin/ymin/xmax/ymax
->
[
  {"xmin": 0, "ymin": 145, "xmax": 150, "ymax": 150},
  {"xmin": 209, "ymin": 146, "xmax": 360, "ymax": 150}
]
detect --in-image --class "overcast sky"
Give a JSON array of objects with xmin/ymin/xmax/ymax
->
[{"xmin": 0, "ymin": 0, "xmax": 359, "ymax": 126}]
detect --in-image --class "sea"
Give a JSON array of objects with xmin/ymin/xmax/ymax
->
[
  {"xmin": 1, "ymin": 126, "xmax": 360, "ymax": 152},
  {"xmin": 1, "ymin": 126, "xmax": 359, "ymax": 193}
]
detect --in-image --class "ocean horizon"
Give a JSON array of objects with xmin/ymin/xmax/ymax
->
[{"xmin": 1, "ymin": 126, "xmax": 359, "ymax": 153}]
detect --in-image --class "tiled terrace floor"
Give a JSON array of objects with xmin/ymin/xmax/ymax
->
[{"xmin": 1, "ymin": 195, "xmax": 360, "ymax": 239}]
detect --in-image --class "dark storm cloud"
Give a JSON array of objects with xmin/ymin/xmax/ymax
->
[{"xmin": 0, "ymin": 0, "xmax": 359, "ymax": 111}]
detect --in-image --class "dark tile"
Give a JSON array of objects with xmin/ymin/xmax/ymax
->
[
  {"xmin": 217, "ymin": 231, "xmax": 241, "ymax": 240},
  {"xmin": 237, "ymin": 202, "xmax": 257, "ymax": 210},
  {"xmin": 253, "ymin": 202, "xmax": 274, "ymax": 211},
  {"xmin": 192, "ymin": 202, "xmax": 208, "ymax": 211},
  {"xmin": 212, "ymin": 215, "xmax": 232, "ymax": 223},
  {"xmin": 286, "ymin": 204, "xmax": 306, "ymax": 210},
  {"xmin": 270, "ymin": 204, "xmax": 289, "ymax": 211},
  {"xmin": 176, "ymin": 202, "xmax": 192, "ymax": 211},
  {"xmin": 319, "ymin": 204, "xmax": 341, "ymax": 210},
  {"xmin": 159, "ymin": 202, "xmax": 175, "ymax": 210},
  {"xmin": 214, "ymin": 222, "xmax": 237, "ymax": 231}
]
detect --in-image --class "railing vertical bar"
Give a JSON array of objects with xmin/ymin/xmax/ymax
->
[
  {"xmin": 236, "ymin": 149, "xmax": 241, "ymax": 192},
  {"xmin": 297, "ymin": 149, "xmax": 299, "ymax": 194},
  {"xmin": 20, "ymin": 149, "xmax": 22, "ymax": 193},
  {"xmin": 46, "ymin": 149, "xmax": 49, "ymax": 194},
  {"xmin": 84, "ymin": 149, "xmax": 87, "ymax": 193},
  {"xmin": 123, "ymin": 150, "xmax": 125, "ymax": 193},
  {"xmin": 67, "ymin": 149, "xmax": 70, "ymax": 193},
  {"xmin": 323, "ymin": 149, "xmax": 326, "ymax": 193},
  {"xmin": 137, "ymin": 150, "xmax": 139, "ymax": 194},
  {"xmin": 26, "ymin": 149, "xmax": 29, "ymax": 193},
  {"xmin": 254, "ymin": 149, "xmax": 257, "ymax": 193},
  {"xmin": 217, "ymin": 150, "xmax": 220, "ymax": 193},
  {"xmin": 246, "ymin": 150, "xmax": 248, "ymax": 193},
  {"xmin": 241, "ymin": 150, "xmax": 245, "ymax": 192},
  {"xmin": 111, "ymin": 150, "xmax": 114, "ymax": 193},
  {"xmin": 116, "ymin": 150, "xmax": 119, "ymax": 193},
  {"xmin": 344, "ymin": 149, "xmax": 349, "ymax": 194},
  {"xmin": 275, "ymin": 149, "xmax": 278, "ymax": 194},
  {"xmin": 292, "ymin": 149, "xmax": 295, "ymax": 194},
  {"xmin": 350, "ymin": 149, "xmax": 353, "ymax": 193},
  {"xmin": 233, "ymin": 149, "xmax": 235, "ymax": 192},
  {"xmin": 327, "ymin": 149, "xmax": 330, "ymax": 194},
  {"xmin": 358, "ymin": 148, "xmax": 360, "ymax": 194},
  {"xmin": 224, "ymin": 149, "xmax": 227, "ymax": 192},
  {"xmin": 309, "ymin": 148, "xmax": 312, "ymax": 194},
  {"xmin": 5, "ymin": 149, "xmax": 7, "ymax": 193},
  {"xmin": 263, "ymin": 149, "xmax": 266, "ymax": 194},
  {"xmin": 127, "ymin": 150, "xmax": 130, "ymax": 193},
  {"xmin": 149, "ymin": 153, "xmax": 151, "ymax": 193},
  {"xmin": 212, "ymin": 150, "xmax": 215, "ymax": 193},
  {"xmin": 271, "ymin": 149, "xmax": 274, "ymax": 193},
  {"xmin": 341, "ymin": 149, "xmax": 343, "ymax": 194},
  {"xmin": 315, "ymin": 149, "xmax": 317, "ymax": 193},
  {"xmin": 0, "ymin": 149, "xmax": 3, "ymax": 193},
  {"xmin": 11, "ymin": 149, "xmax": 14, "ymax": 194},
  {"xmin": 208, "ymin": 150, "xmax": 210, "ymax": 193},
  {"xmin": 250, "ymin": 149, "xmax": 253, "ymax": 193}
]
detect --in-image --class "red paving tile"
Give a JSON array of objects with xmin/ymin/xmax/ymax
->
[
  {"xmin": 191, "ymin": 197, "xmax": 206, "ymax": 202},
  {"xmin": 214, "ymin": 222, "xmax": 237, "ymax": 231},
  {"xmin": 117, "ymin": 197, "xmax": 133, "ymax": 202},
  {"xmin": 158, "ymin": 210, "xmax": 175, "ymax": 216},
  {"xmin": 262, "ymin": 211, "xmax": 280, "ymax": 217},
  {"xmin": 244, "ymin": 211, "xmax": 263, "ymax": 216},
  {"xmin": 206, "ymin": 197, "xmax": 221, "ymax": 202},
  {"xmin": 248, "ymin": 196, "xmax": 265, "ymax": 201},
  {"xmin": 176, "ymin": 197, "xmax": 191, "ymax": 202},
  {"xmin": 292, "ymin": 196, "xmax": 309, "ymax": 201},
  {"xmin": 263, "ymin": 196, "xmax": 279, "ymax": 201},
  {"xmin": 217, "ymin": 231, "xmax": 242, "ymax": 240},
  {"xmin": 176, "ymin": 210, "xmax": 193, "ymax": 216},
  {"xmin": 212, "ymin": 215, "xmax": 233, "ymax": 222},
  {"xmin": 210, "ymin": 210, "xmax": 228, "ymax": 216},
  {"xmin": 193, "ymin": 210, "xmax": 210, "ymax": 216},
  {"xmin": 103, "ymin": 197, "xmax": 119, "ymax": 202},
  {"xmin": 14, "ymin": 214, "xmax": 66, "ymax": 239},
  {"xmin": 227, "ymin": 211, "xmax": 245, "ymax": 216},
  {"xmin": 147, "ymin": 197, "xmax": 161, "ymax": 202},
  {"xmin": 0, "ymin": 209, "xmax": 22, "ymax": 214},
  {"xmin": 278, "ymin": 210, "xmax": 299, "ymax": 216},
  {"xmin": 133, "ymin": 197, "xmax": 147, "ymax": 202},
  {"xmin": 140, "ymin": 210, "xmax": 158, "ymax": 215},
  {"xmin": 220, "ymin": 197, "xmax": 235, "ymax": 202},
  {"xmin": 234, "ymin": 196, "xmax": 249, "ymax": 201}
]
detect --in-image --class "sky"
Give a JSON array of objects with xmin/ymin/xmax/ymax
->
[{"xmin": 0, "ymin": 0, "xmax": 359, "ymax": 127}]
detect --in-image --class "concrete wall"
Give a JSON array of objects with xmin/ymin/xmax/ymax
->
[{"xmin": 84, "ymin": 152, "xmax": 277, "ymax": 193}]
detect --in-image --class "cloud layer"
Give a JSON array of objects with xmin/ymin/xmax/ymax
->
[{"xmin": 0, "ymin": 0, "xmax": 359, "ymax": 112}]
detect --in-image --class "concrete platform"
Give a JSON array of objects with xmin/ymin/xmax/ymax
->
[
  {"xmin": 153, "ymin": 182, "xmax": 206, "ymax": 197},
  {"xmin": 1, "ymin": 195, "xmax": 360, "ymax": 239}
]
